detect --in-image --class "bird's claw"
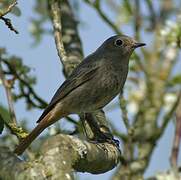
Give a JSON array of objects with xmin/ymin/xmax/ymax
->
[{"xmin": 96, "ymin": 132, "xmax": 120, "ymax": 149}]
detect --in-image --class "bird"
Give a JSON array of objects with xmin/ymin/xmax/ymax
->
[{"xmin": 14, "ymin": 35, "xmax": 146, "ymax": 155}]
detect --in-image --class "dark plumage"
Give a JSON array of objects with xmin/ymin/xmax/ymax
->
[{"xmin": 14, "ymin": 35, "xmax": 145, "ymax": 155}]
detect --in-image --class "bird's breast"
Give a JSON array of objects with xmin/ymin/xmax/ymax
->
[
  {"xmin": 85, "ymin": 67, "xmax": 127, "ymax": 110},
  {"xmin": 61, "ymin": 63, "xmax": 128, "ymax": 114}
]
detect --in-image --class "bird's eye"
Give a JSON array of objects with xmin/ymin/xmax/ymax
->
[{"xmin": 115, "ymin": 39, "xmax": 123, "ymax": 47}]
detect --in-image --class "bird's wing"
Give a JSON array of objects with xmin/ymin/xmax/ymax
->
[{"xmin": 37, "ymin": 60, "xmax": 99, "ymax": 123}]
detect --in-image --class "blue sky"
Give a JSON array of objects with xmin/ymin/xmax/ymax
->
[{"xmin": 0, "ymin": 1, "xmax": 180, "ymax": 179}]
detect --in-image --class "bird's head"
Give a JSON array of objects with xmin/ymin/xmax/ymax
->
[{"xmin": 97, "ymin": 35, "xmax": 146, "ymax": 58}]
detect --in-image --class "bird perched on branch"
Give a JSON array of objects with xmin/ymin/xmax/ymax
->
[{"xmin": 14, "ymin": 35, "xmax": 145, "ymax": 155}]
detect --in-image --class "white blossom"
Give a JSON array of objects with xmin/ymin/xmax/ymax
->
[
  {"xmin": 128, "ymin": 80, "xmax": 146, "ymax": 115},
  {"xmin": 127, "ymin": 101, "xmax": 138, "ymax": 114},
  {"xmin": 160, "ymin": 27, "xmax": 170, "ymax": 37},
  {"xmin": 165, "ymin": 48, "xmax": 177, "ymax": 60},
  {"xmin": 163, "ymin": 93, "xmax": 177, "ymax": 112},
  {"xmin": 166, "ymin": 20, "xmax": 177, "ymax": 29}
]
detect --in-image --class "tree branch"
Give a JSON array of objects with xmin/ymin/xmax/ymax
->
[
  {"xmin": 0, "ymin": 135, "xmax": 121, "ymax": 179},
  {"xmin": 170, "ymin": 96, "xmax": 181, "ymax": 168},
  {"xmin": 0, "ymin": 61, "xmax": 17, "ymax": 125},
  {"xmin": 2, "ymin": 59, "xmax": 48, "ymax": 109},
  {"xmin": 84, "ymin": 0, "xmax": 121, "ymax": 34},
  {"xmin": 160, "ymin": 92, "xmax": 181, "ymax": 131},
  {"xmin": 0, "ymin": 59, "xmax": 28, "ymax": 139},
  {"xmin": 0, "ymin": 0, "xmax": 17, "ymax": 17},
  {"xmin": 0, "ymin": 0, "xmax": 19, "ymax": 34},
  {"xmin": 48, "ymin": 0, "xmax": 67, "ymax": 67},
  {"xmin": 145, "ymin": 0, "xmax": 157, "ymax": 30}
]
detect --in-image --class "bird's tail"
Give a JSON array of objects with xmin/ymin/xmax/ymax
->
[{"xmin": 14, "ymin": 121, "xmax": 48, "ymax": 155}]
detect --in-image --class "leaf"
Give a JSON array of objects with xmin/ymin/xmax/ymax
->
[
  {"xmin": 168, "ymin": 74, "xmax": 181, "ymax": 86},
  {"xmin": 11, "ymin": 6, "xmax": 21, "ymax": 16}
]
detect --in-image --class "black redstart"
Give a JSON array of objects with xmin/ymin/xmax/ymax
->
[{"xmin": 14, "ymin": 35, "xmax": 146, "ymax": 155}]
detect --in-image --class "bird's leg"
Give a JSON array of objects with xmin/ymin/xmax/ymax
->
[{"xmin": 81, "ymin": 112, "xmax": 120, "ymax": 149}]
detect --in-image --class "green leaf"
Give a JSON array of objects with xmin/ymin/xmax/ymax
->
[
  {"xmin": 11, "ymin": 6, "xmax": 21, "ymax": 16},
  {"xmin": 169, "ymin": 74, "xmax": 181, "ymax": 86}
]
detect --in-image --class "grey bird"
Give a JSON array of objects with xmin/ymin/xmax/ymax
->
[{"xmin": 14, "ymin": 35, "xmax": 146, "ymax": 155}]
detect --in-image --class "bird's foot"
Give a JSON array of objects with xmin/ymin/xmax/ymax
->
[{"xmin": 95, "ymin": 131, "xmax": 120, "ymax": 149}]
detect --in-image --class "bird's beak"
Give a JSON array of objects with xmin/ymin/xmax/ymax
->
[{"xmin": 133, "ymin": 42, "xmax": 146, "ymax": 49}]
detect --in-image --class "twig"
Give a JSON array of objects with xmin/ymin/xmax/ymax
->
[
  {"xmin": 3, "ymin": 59, "xmax": 47, "ymax": 109},
  {"xmin": 134, "ymin": 52, "xmax": 149, "ymax": 78},
  {"xmin": 134, "ymin": 0, "xmax": 141, "ymax": 39},
  {"xmin": 170, "ymin": 97, "xmax": 181, "ymax": 168},
  {"xmin": 109, "ymin": 122, "xmax": 128, "ymax": 142},
  {"xmin": 119, "ymin": 94, "xmax": 130, "ymax": 130},
  {"xmin": 119, "ymin": 93, "xmax": 134, "ymax": 161},
  {"xmin": 161, "ymin": 92, "xmax": 181, "ymax": 131},
  {"xmin": 0, "ymin": 16, "xmax": 19, "ymax": 34},
  {"xmin": 124, "ymin": 0, "xmax": 132, "ymax": 14},
  {"xmin": 0, "ymin": 63, "xmax": 27, "ymax": 138},
  {"xmin": 84, "ymin": 0, "xmax": 121, "ymax": 34},
  {"xmin": 145, "ymin": 0, "xmax": 157, "ymax": 30},
  {"xmin": 0, "ymin": 0, "xmax": 19, "ymax": 34},
  {"xmin": 0, "ymin": 0, "xmax": 17, "ymax": 17},
  {"xmin": 0, "ymin": 60, "xmax": 17, "ymax": 125},
  {"xmin": 48, "ymin": 0, "xmax": 68, "ymax": 65}
]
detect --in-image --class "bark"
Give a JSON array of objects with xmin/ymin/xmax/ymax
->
[{"xmin": 0, "ymin": 135, "xmax": 120, "ymax": 179}]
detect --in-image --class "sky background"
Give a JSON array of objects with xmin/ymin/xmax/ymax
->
[{"xmin": 0, "ymin": 1, "xmax": 180, "ymax": 179}]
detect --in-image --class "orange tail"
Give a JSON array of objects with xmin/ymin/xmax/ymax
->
[{"xmin": 14, "ymin": 122, "xmax": 47, "ymax": 155}]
